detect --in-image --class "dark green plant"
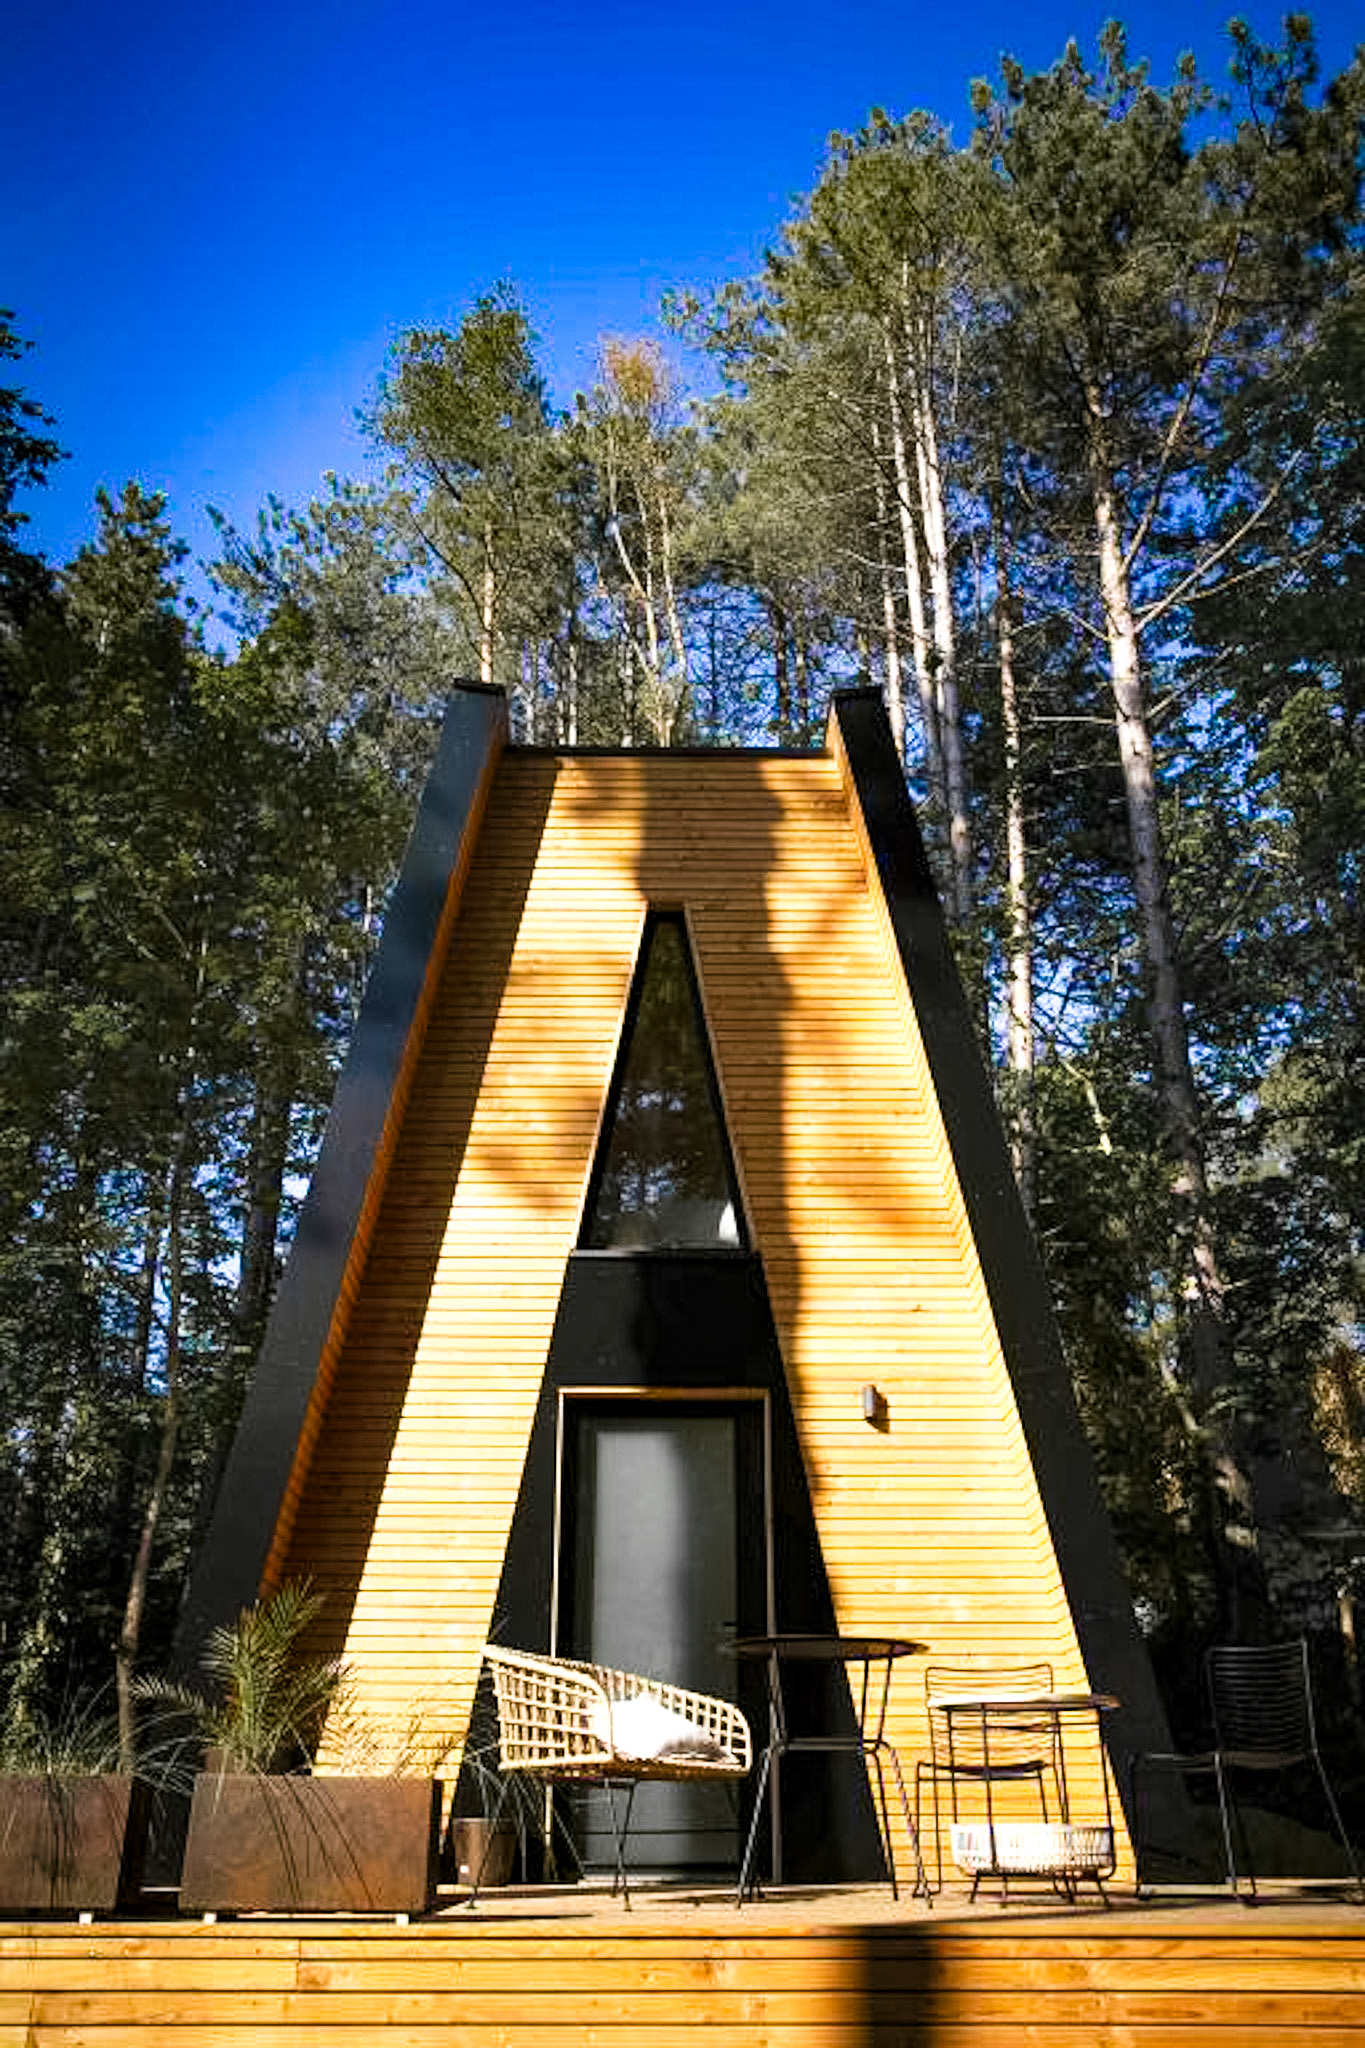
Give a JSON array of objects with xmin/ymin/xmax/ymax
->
[
  {"xmin": 0, "ymin": 1692, "xmax": 123, "ymax": 1777},
  {"xmin": 138, "ymin": 1580, "xmax": 345, "ymax": 1776}
]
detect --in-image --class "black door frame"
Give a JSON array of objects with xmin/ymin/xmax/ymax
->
[{"xmin": 548, "ymin": 1387, "xmax": 773, "ymax": 1876}]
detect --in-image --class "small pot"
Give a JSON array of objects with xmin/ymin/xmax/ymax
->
[{"xmin": 452, "ymin": 1815, "xmax": 518, "ymax": 1889}]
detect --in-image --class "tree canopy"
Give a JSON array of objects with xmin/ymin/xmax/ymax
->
[{"xmin": 2, "ymin": 16, "xmax": 1363, "ymax": 1744}]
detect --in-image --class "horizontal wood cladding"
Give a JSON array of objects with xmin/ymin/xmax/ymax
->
[
  {"xmin": 278, "ymin": 749, "xmax": 1116, "ymax": 1876},
  {"xmin": 2, "ymin": 1912, "xmax": 1363, "ymax": 2045}
]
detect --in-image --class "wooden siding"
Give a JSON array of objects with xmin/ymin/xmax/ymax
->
[
  {"xmin": 279, "ymin": 746, "xmax": 1118, "ymax": 1877},
  {"xmin": 2, "ymin": 1906, "xmax": 1363, "ymax": 2044},
  {"xmin": 259, "ymin": 709, "xmax": 505, "ymax": 1595}
]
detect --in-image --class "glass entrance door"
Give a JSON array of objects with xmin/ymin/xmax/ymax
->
[{"xmin": 557, "ymin": 1397, "xmax": 766, "ymax": 1876}]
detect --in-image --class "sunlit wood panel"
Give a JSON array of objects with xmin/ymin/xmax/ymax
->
[{"xmin": 279, "ymin": 741, "xmax": 1121, "ymax": 1876}]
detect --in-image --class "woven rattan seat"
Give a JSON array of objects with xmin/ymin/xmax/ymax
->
[{"xmin": 472, "ymin": 1646, "xmax": 751, "ymax": 1904}]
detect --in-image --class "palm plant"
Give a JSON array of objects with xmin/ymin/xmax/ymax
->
[{"xmin": 139, "ymin": 1580, "xmax": 346, "ymax": 1776}]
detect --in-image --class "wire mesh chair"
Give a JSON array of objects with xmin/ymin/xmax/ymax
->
[
  {"xmin": 472, "ymin": 1646, "xmax": 751, "ymax": 1907},
  {"xmin": 1131, "ymin": 1639, "xmax": 1363, "ymax": 1900},
  {"xmin": 915, "ymin": 1661, "xmax": 1062, "ymax": 1893}
]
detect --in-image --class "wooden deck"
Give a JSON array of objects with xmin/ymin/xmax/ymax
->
[{"xmin": 2, "ymin": 1883, "xmax": 1363, "ymax": 2044}]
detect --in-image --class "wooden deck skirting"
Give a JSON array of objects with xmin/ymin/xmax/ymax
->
[{"xmin": 2, "ymin": 1898, "xmax": 1363, "ymax": 2044}]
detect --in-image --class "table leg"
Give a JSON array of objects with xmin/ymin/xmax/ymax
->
[{"xmin": 736, "ymin": 1745, "xmax": 773, "ymax": 1904}]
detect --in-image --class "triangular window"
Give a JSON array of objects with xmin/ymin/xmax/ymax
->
[{"xmin": 581, "ymin": 914, "xmax": 747, "ymax": 1251}]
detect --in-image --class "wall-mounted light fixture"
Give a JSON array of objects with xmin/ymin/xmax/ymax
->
[{"xmin": 861, "ymin": 1382, "xmax": 887, "ymax": 1427}]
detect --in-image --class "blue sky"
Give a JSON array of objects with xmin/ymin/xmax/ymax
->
[{"xmin": 5, "ymin": 0, "xmax": 1361, "ymax": 594}]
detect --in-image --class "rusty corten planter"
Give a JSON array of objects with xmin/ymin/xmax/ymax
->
[
  {"xmin": 178, "ymin": 1775, "xmax": 441, "ymax": 1915},
  {"xmin": 0, "ymin": 1775, "xmax": 150, "ymax": 1914}
]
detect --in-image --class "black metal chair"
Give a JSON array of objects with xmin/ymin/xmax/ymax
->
[{"xmin": 1131, "ymin": 1639, "xmax": 1363, "ymax": 1900}]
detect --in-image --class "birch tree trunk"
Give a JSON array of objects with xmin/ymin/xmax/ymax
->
[
  {"xmin": 1088, "ymin": 419, "xmax": 1264, "ymax": 1628},
  {"xmin": 115, "ymin": 935, "xmax": 208, "ymax": 1763},
  {"xmin": 560, "ymin": 631, "xmax": 579, "ymax": 746},
  {"xmin": 115, "ymin": 1163, "xmax": 183, "ymax": 1768},
  {"xmin": 996, "ymin": 537, "xmax": 1035, "ymax": 1217},
  {"xmin": 880, "ymin": 328, "xmax": 940, "ymax": 805},
  {"xmin": 655, "ymin": 477, "xmax": 691, "ymax": 742},
  {"xmin": 870, "ymin": 418, "xmax": 906, "ymax": 758},
  {"xmin": 128, "ymin": 1180, "xmax": 168, "ymax": 1398},
  {"xmin": 479, "ymin": 522, "xmax": 497, "ymax": 688},
  {"xmin": 903, "ymin": 287, "xmax": 971, "ymax": 921}
]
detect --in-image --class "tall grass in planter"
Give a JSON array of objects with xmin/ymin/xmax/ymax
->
[{"xmin": 144, "ymin": 1582, "xmax": 444, "ymax": 1917}]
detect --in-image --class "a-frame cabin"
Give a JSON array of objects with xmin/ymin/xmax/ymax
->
[{"xmin": 179, "ymin": 684, "xmax": 1170, "ymax": 1887}]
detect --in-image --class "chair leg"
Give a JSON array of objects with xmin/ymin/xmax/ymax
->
[
  {"xmin": 912, "ymin": 1763, "xmax": 932, "ymax": 1892},
  {"xmin": 1312, "ymin": 1756, "xmax": 1365, "ymax": 1901},
  {"xmin": 868, "ymin": 1749, "xmax": 899, "ymax": 1901},
  {"xmin": 1211, "ymin": 1754, "xmax": 1250, "ymax": 1900},
  {"xmin": 601, "ymin": 1779, "xmax": 636, "ymax": 1909},
  {"xmin": 542, "ymin": 1785, "xmax": 585, "ymax": 1886},
  {"xmin": 915, "ymin": 1762, "xmax": 947, "ymax": 1895},
  {"xmin": 877, "ymin": 1742, "xmax": 930, "ymax": 1903}
]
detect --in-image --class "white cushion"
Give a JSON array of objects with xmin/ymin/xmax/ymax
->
[{"xmin": 591, "ymin": 1691, "xmax": 731, "ymax": 1764}]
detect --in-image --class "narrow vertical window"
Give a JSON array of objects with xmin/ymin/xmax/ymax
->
[{"xmin": 581, "ymin": 915, "xmax": 746, "ymax": 1250}]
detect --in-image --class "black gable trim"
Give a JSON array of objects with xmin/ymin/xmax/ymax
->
[
  {"xmin": 830, "ymin": 687, "xmax": 1175, "ymax": 1807},
  {"xmin": 175, "ymin": 685, "xmax": 507, "ymax": 1667}
]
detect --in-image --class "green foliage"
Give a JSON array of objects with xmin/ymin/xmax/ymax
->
[
  {"xmin": 0, "ymin": 309, "xmax": 62, "ymax": 621},
  {"xmin": 365, "ymin": 287, "xmax": 556, "ymax": 701},
  {"xmin": 140, "ymin": 1581, "xmax": 344, "ymax": 1776},
  {"xmin": 0, "ymin": 1692, "xmax": 124, "ymax": 1778},
  {"xmin": 0, "ymin": 312, "xmax": 62, "ymax": 518},
  {"xmin": 1, "ymin": 15, "xmax": 1363, "ymax": 1717},
  {"xmin": 0, "ymin": 473, "xmax": 449, "ymax": 1721}
]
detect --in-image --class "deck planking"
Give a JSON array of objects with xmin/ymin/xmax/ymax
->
[{"xmin": 2, "ymin": 1891, "xmax": 1363, "ymax": 2044}]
